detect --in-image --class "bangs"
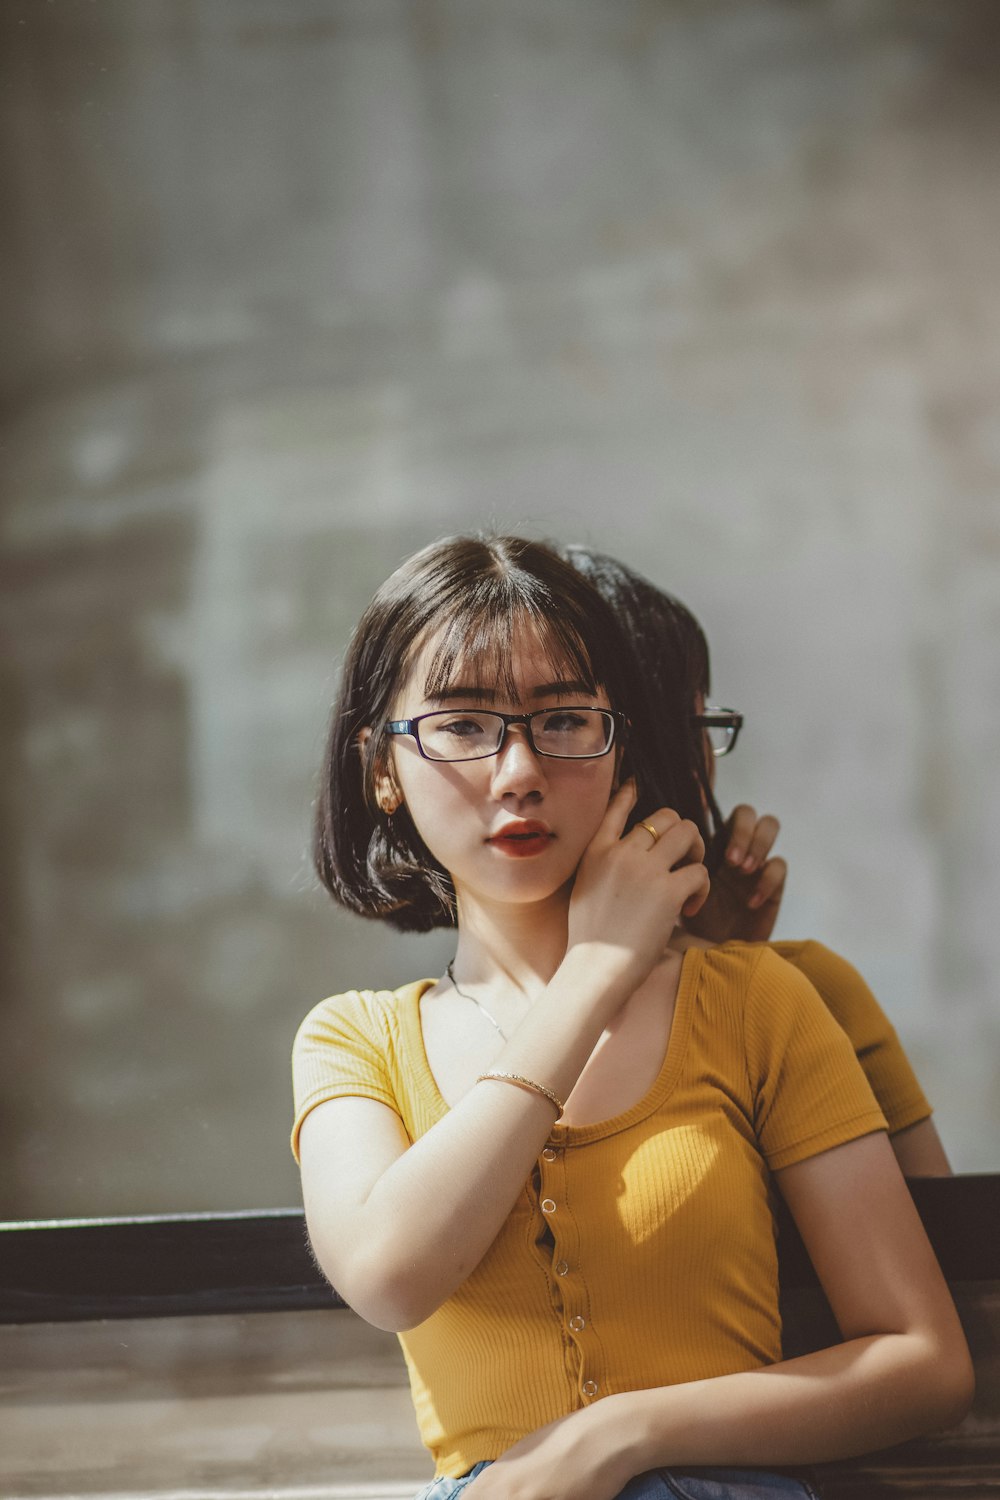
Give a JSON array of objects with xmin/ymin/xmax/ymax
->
[{"xmin": 421, "ymin": 599, "xmax": 600, "ymax": 705}]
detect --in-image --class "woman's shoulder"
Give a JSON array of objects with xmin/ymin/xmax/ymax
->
[
  {"xmin": 290, "ymin": 979, "xmax": 436, "ymax": 1163},
  {"xmin": 293, "ymin": 978, "xmax": 435, "ymax": 1050},
  {"xmin": 684, "ymin": 942, "xmax": 817, "ymax": 1042},
  {"xmin": 768, "ymin": 937, "xmax": 859, "ymax": 984},
  {"xmin": 692, "ymin": 940, "xmax": 850, "ymax": 1032},
  {"xmin": 699, "ymin": 940, "xmax": 904, "ymax": 1085},
  {"xmin": 694, "ymin": 938, "xmax": 798, "ymax": 990},
  {"xmin": 698, "ymin": 939, "xmax": 873, "ymax": 1010},
  {"xmin": 765, "ymin": 940, "xmax": 888, "ymax": 1033}
]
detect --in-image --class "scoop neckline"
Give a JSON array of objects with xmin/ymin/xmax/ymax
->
[{"xmin": 399, "ymin": 947, "xmax": 703, "ymax": 1145}]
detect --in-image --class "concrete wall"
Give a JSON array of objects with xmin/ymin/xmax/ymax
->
[{"xmin": 2, "ymin": 0, "xmax": 999, "ymax": 1217}]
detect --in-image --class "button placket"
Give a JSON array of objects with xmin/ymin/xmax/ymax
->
[
  {"xmin": 538, "ymin": 1141, "xmax": 572, "ymax": 1292},
  {"xmin": 543, "ymin": 1145, "xmax": 592, "ymax": 1355},
  {"xmin": 567, "ymin": 1294, "xmax": 602, "ymax": 1404},
  {"xmin": 548, "ymin": 1137, "xmax": 606, "ymax": 1407}
]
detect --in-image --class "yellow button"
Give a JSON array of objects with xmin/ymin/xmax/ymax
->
[
  {"xmin": 541, "ymin": 1147, "xmax": 558, "ymax": 1162},
  {"xmin": 555, "ymin": 1260, "xmax": 569, "ymax": 1276},
  {"xmin": 541, "ymin": 1198, "xmax": 556, "ymax": 1214},
  {"xmin": 569, "ymin": 1314, "xmax": 586, "ymax": 1331},
  {"xmin": 582, "ymin": 1379, "xmax": 598, "ymax": 1397}
]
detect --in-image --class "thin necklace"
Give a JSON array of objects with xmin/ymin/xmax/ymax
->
[{"xmin": 445, "ymin": 961, "xmax": 510, "ymax": 1041}]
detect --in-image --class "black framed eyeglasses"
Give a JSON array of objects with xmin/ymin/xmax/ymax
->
[
  {"xmin": 691, "ymin": 704, "xmax": 743, "ymax": 757},
  {"xmin": 386, "ymin": 707, "xmax": 626, "ymax": 762}
]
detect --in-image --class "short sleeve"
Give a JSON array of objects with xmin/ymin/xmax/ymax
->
[
  {"xmin": 771, "ymin": 941, "xmax": 932, "ymax": 1136},
  {"xmin": 290, "ymin": 990, "xmax": 401, "ymax": 1162},
  {"xmin": 744, "ymin": 948, "xmax": 888, "ymax": 1171}
]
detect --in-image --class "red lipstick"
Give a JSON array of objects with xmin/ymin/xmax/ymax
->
[{"xmin": 488, "ymin": 820, "xmax": 554, "ymax": 858}]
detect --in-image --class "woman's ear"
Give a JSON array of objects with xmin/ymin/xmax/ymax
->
[{"xmin": 357, "ymin": 727, "xmax": 402, "ymax": 815}]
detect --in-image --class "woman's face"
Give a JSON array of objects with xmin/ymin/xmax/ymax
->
[{"xmin": 384, "ymin": 620, "xmax": 619, "ymax": 914}]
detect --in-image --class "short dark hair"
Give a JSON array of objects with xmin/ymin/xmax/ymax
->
[
  {"xmin": 560, "ymin": 546, "xmax": 725, "ymax": 853},
  {"xmin": 314, "ymin": 534, "xmax": 661, "ymax": 932}
]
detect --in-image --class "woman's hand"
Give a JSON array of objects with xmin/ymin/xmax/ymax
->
[
  {"xmin": 567, "ymin": 781, "xmax": 710, "ymax": 994},
  {"xmin": 464, "ymin": 1403, "xmax": 634, "ymax": 1500},
  {"xmin": 684, "ymin": 804, "xmax": 786, "ymax": 943}
]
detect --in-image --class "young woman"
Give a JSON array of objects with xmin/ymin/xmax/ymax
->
[
  {"xmin": 293, "ymin": 535, "xmax": 972, "ymax": 1500},
  {"xmin": 561, "ymin": 546, "xmax": 951, "ymax": 1177}
]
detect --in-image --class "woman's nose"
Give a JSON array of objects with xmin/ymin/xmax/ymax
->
[{"xmin": 490, "ymin": 725, "xmax": 547, "ymax": 798}]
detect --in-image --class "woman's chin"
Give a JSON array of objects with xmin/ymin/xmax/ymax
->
[{"xmin": 460, "ymin": 864, "xmax": 577, "ymax": 911}]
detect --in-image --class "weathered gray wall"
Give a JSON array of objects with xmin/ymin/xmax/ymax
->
[{"xmin": 2, "ymin": 0, "xmax": 999, "ymax": 1217}]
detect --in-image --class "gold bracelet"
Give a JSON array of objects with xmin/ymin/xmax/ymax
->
[{"xmin": 477, "ymin": 1070, "xmax": 564, "ymax": 1118}]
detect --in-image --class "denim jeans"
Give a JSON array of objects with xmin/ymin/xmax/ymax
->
[{"xmin": 415, "ymin": 1462, "xmax": 822, "ymax": 1499}]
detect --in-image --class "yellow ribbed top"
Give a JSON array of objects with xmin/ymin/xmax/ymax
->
[
  {"xmin": 292, "ymin": 943, "xmax": 888, "ymax": 1478},
  {"xmin": 769, "ymin": 940, "xmax": 930, "ymax": 1135}
]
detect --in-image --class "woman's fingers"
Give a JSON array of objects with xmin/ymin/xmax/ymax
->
[
  {"xmin": 745, "ymin": 814, "xmax": 780, "ymax": 871},
  {"xmin": 678, "ymin": 859, "xmax": 712, "ymax": 918},
  {"xmin": 635, "ymin": 809, "xmax": 705, "ymax": 871},
  {"xmin": 724, "ymin": 803, "xmax": 758, "ymax": 866},
  {"xmin": 681, "ymin": 804, "xmax": 786, "ymax": 942},
  {"xmin": 631, "ymin": 813, "xmax": 710, "ymax": 917},
  {"xmin": 591, "ymin": 777, "xmax": 638, "ymax": 849},
  {"xmin": 725, "ymin": 805, "xmax": 780, "ymax": 873},
  {"xmin": 630, "ymin": 808, "xmax": 678, "ymax": 851},
  {"xmin": 747, "ymin": 855, "xmax": 787, "ymax": 912},
  {"xmin": 569, "ymin": 802, "xmax": 710, "ymax": 989}
]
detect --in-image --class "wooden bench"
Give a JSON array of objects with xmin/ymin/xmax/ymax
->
[{"xmin": 1, "ymin": 1176, "xmax": 998, "ymax": 1498}]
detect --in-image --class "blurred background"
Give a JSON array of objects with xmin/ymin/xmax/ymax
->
[{"xmin": 2, "ymin": 0, "xmax": 998, "ymax": 1219}]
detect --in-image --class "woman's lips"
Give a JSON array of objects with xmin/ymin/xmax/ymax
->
[{"xmin": 488, "ymin": 824, "xmax": 554, "ymax": 858}]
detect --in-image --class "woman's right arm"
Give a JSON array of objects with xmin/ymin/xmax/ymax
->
[
  {"xmin": 298, "ymin": 783, "xmax": 709, "ymax": 1332},
  {"xmin": 298, "ymin": 997, "xmax": 605, "ymax": 1333}
]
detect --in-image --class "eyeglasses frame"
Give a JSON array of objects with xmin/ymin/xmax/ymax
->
[
  {"xmin": 690, "ymin": 705, "xmax": 744, "ymax": 757},
  {"xmin": 385, "ymin": 707, "xmax": 627, "ymax": 763}
]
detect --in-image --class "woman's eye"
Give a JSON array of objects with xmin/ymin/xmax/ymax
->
[
  {"xmin": 440, "ymin": 717, "xmax": 487, "ymax": 738},
  {"xmin": 541, "ymin": 712, "xmax": 587, "ymax": 733}
]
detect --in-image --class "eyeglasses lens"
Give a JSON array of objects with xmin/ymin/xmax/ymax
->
[
  {"xmin": 418, "ymin": 709, "xmax": 613, "ymax": 761},
  {"xmin": 532, "ymin": 709, "xmax": 612, "ymax": 757},
  {"xmin": 706, "ymin": 724, "xmax": 736, "ymax": 757}
]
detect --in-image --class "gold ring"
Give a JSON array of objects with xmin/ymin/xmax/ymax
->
[{"xmin": 640, "ymin": 821, "xmax": 660, "ymax": 847}]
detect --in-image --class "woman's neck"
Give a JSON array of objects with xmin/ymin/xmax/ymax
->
[{"xmin": 450, "ymin": 886, "xmax": 572, "ymax": 1000}]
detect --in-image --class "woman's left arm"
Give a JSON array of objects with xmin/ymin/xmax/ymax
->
[
  {"xmin": 889, "ymin": 1116, "xmax": 952, "ymax": 1176},
  {"xmin": 467, "ymin": 1130, "xmax": 973, "ymax": 1499}
]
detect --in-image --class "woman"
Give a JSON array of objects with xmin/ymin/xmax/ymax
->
[
  {"xmin": 293, "ymin": 534, "xmax": 971, "ymax": 1499},
  {"xmin": 563, "ymin": 546, "xmax": 950, "ymax": 1176}
]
